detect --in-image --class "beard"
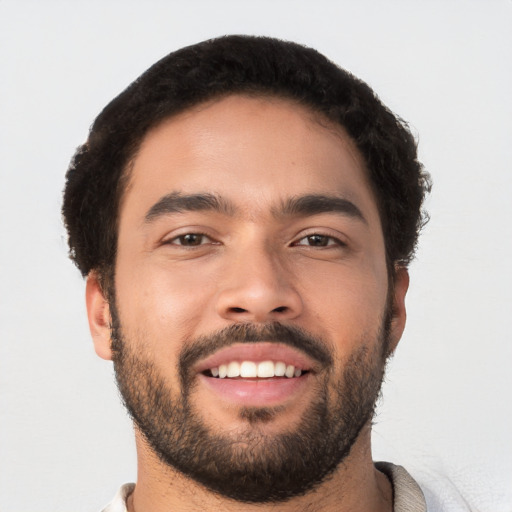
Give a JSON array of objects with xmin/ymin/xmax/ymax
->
[{"xmin": 110, "ymin": 306, "xmax": 391, "ymax": 504}]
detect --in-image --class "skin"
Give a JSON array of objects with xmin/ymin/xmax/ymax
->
[{"xmin": 86, "ymin": 95, "xmax": 409, "ymax": 511}]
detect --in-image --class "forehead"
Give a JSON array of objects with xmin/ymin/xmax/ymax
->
[{"xmin": 121, "ymin": 94, "xmax": 379, "ymax": 224}]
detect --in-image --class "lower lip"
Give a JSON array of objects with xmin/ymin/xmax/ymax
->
[{"xmin": 198, "ymin": 374, "xmax": 310, "ymax": 407}]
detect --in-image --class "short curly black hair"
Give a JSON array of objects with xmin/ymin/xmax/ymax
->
[{"xmin": 62, "ymin": 35, "xmax": 430, "ymax": 286}]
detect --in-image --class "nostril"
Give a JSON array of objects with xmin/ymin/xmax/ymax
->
[
  {"xmin": 230, "ymin": 307, "xmax": 247, "ymax": 313},
  {"xmin": 272, "ymin": 306, "xmax": 287, "ymax": 313}
]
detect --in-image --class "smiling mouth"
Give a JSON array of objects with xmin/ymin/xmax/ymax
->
[
  {"xmin": 203, "ymin": 360, "xmax": 309, "ymax": 379},
  {"xmin": 195, "ymin": 344, "xmax": 316, "ymax": 407}
]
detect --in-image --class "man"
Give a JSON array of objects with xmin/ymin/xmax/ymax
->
[{"xmin": 62, "ymin": 35, "xmax": 431, "ymax": 511}]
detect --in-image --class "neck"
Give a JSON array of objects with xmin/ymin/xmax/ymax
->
[{"xmin": 127, "ymin": 425, "xmax": 393, "ymax": 512}]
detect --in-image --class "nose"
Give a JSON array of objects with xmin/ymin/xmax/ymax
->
[{"xmin": 215, "ymin": 244, "xmax": 303, "ymax": 323}]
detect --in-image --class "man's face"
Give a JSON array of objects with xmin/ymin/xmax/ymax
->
[{"xmin": 87, "ymin": 95, "xmax": 408, "ymax": 502}]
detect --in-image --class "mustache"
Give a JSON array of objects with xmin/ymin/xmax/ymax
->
[{"xmin": 179, "ymin": 322, "xmax": 333, "ymax": 381}]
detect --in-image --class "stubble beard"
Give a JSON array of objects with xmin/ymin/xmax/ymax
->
[{"xmin": 110, "ymin": 305, "xmax": 391, "ymax": 504}]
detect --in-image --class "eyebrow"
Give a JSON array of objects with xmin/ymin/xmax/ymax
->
[
  {"xmin": 145, "ymin": 192, "xmax": 235, "ymax": 222},
  {"xmin": 144, "ymin": 191, "xmax": 366, "ymax": 224},
  {"xmin": 276, "ymin": 194, "xmax": 367, "ymax": 224}
]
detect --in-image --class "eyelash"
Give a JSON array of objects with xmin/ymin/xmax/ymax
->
[
  {"xmin": 163, "ymin": 232, "xmax": 346, "ymax": 249},
  {"xmin": 165, "ymin": 232, "xmax": 217, "ymax": 247},
  {"xmin": 292, "ymin": 233, "xmax": 346, "ymax": 248}
]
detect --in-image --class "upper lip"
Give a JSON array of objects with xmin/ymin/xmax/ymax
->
[{"xmin": 194, "ymin": 342, "xmax": 319, "ymax": 374}]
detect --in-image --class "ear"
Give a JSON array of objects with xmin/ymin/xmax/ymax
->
[
  {"xmin": 387, "ymin": 266, "xmax": 409, "ymax": 355},
  {"xmin": 85, "ymin": 272, "xmax": 113, "ymax": 360}
]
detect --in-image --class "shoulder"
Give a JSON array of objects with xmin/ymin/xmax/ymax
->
[
  {"xmin": 376, "ymin": 461, "xmax": 428, "ymax": 512},
  {"xmin": 100, "ymin": 483, "xmax": 135, "ymax": 512},
  {"xmin": 378, "ymin": 462, "xmax": 478, "ymax": 512},
  {"xmin": 415, "ymin": 469, "xmax": 480, "ymax": 512}
]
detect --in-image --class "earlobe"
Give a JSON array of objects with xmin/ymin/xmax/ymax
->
[
  {"xmin": 387, "ymin": 267, "xmax": 409, "ymax": 355},
  {"xmin": 85, "ymin": 272, "xmax": 113, "ymax": 361}
]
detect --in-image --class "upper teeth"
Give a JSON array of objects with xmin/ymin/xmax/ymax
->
[{"xmin": 211, "ymin": 361, "xmax": 303, "ymax": 379}]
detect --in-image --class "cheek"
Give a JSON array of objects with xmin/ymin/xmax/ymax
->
[
  {"xmin": 298, "ymin": 260, "xmax": 388, "ymax": 350},
  {"xmin": 114, "ymin": 260, "xmax": 218, "ymax": 361}
]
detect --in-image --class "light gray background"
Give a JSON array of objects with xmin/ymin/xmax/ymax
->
[{"xmin": 1, "ymin": 1, "xmax": 511, "ymax": 511}]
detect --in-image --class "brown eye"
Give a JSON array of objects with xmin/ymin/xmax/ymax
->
[
  {"xmin": 295, "ymin": 234, "xmax": 339, "ymax": 247},
  {"xmin": 173, "ymin": 233, "xmax": 210, "ymax": 246},
  {"xmin": 305, "ymin": 235, "xmax": 330, "ymax": 246}
]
